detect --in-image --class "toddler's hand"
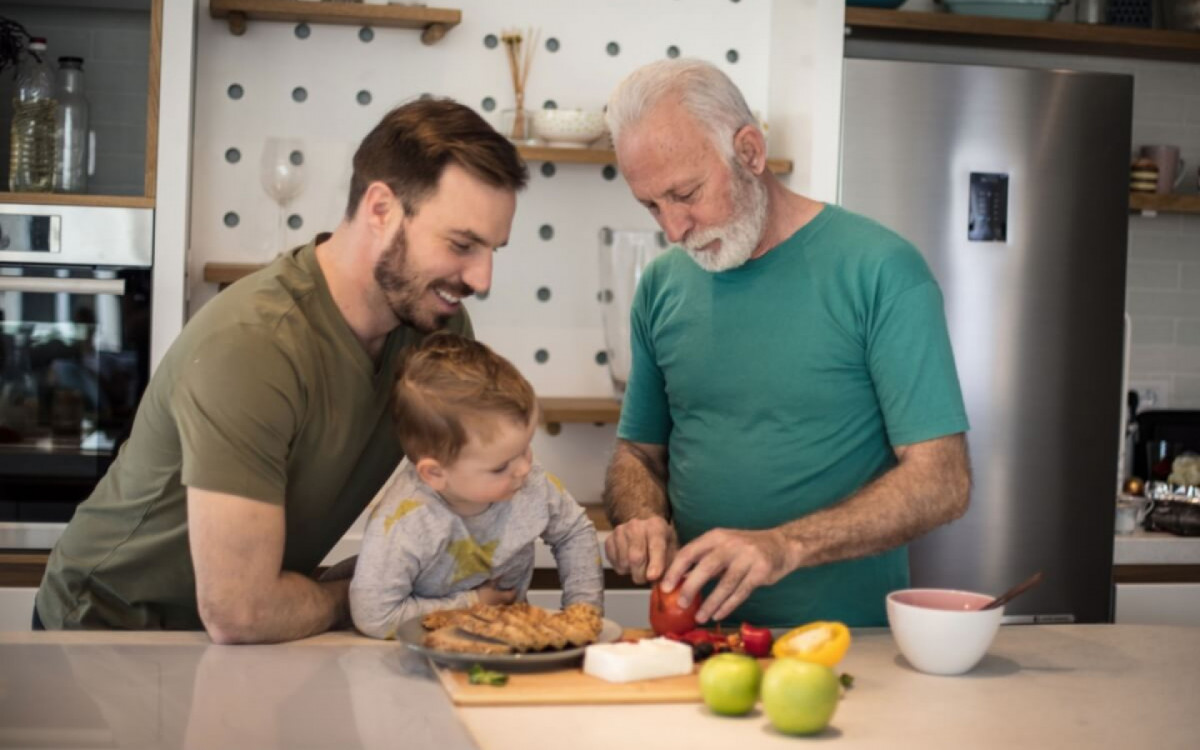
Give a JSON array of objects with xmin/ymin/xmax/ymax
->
[{"xmin": 475, "ymin": 580, "xmax": 518, "ymax": 606}]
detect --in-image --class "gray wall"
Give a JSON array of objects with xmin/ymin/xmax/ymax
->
[
  {"xmin": 845, "ymin": 36, "xmax": 1200, "ymax": 408},
  {"xmin": 0, "ymin": 3, "xmax": 150, "ymax": 195}
]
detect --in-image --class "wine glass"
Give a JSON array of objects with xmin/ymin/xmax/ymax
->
[{"xmin": 259, "ymin": 137, "xmax": 307, "ymax": 255}]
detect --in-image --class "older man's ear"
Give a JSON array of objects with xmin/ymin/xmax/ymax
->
[{"xmin": 733, "ymin": 125, "xmax": 767, "ymax": 175}]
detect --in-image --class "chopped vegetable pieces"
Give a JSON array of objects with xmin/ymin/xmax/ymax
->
[{"xmin": 467, "ymin": 664, "xmax": 509, "ymax": 686}]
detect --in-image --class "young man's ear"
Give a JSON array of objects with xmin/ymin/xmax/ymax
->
[
  {"xmin": 415, "ymin": 457, "xmax": 447, "ymax": 490},
  {"xmin": 359, "ymin": 181, "xmax": 402, "ymax": 234}
]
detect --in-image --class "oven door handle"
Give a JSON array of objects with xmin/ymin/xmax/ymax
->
[{"xmin": 0, "ymin": 277, "xmax": 126, "ymax": 295}]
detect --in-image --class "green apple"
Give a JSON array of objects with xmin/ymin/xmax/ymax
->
[
  {"xmin": 760, "ymin": 658, "xmax": 840, "ymax": 735},
  {"xmin": 698, "ymin": 653, "xmax": 762, "ymax": 716}
]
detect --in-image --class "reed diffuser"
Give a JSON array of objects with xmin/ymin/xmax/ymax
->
[{"xmin": 500, "ymin": 27, "xmax": 539, "ymax": 141}]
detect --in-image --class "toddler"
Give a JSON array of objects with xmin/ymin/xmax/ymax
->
[{"xmin": 350, "ymin": 333, "xmax": 604, "ymax": 640}]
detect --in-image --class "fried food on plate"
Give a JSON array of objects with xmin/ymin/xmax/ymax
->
[{"xmin": 420, "ymin": 602, "xmax": 604, "ymax": 654}]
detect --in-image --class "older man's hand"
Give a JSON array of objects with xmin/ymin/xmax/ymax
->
[
  {"xmin": 660, "ymin": 528, "xmax": 794, "ymax": 624},
  {"xmin": 604, "ymin": 515, "xmax": 678, "ymax": 584}
]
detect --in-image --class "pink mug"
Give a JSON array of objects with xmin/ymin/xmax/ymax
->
[{"xmin": 1138, "ymin": 145, "xmax": 1186, "ymax": 194}]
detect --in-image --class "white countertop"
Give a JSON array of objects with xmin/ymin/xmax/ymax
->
[
  {"xmin": 2, "ymin": 625, "xmax": 1198, "ymax": 749},
  {"xmin": 1112, "ymin": 529, "xmax": 1200, "ymax": 565}
]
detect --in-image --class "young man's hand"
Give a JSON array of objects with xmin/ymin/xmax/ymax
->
[{"xmin": 475, "ymin": 580, "xmax": 518, "ymax": 605}]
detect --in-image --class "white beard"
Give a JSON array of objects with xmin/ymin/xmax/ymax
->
[{"xmin": 682, "ymin": 164, "xmax": 769, "ymax": 273}]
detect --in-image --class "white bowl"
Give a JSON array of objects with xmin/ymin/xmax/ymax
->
[
  {"xmin": 886, "ymin": 588, "xmax": 1003, "ymax": 676},
  {"xmin": 531, "ymin": 109, "xmax": 607, "ymax": 148}
]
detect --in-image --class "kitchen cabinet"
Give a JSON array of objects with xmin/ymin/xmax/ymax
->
[
  {"xmin": 208, "ymin": 0, "xmax": 461, "ymax": 45},
  {"xmin": 1113, "ymin": 531, "xmax": 1200, "ymax": 625},
  {"xmin": 1114, "ymin": 583, "xmax": 1200, "ymax": 626},
  {"xmin": 0, "ymin": 0, "xmax": 162, "ymax": 208},
  {"xmin": 845, "ymin": 8, "xmax": 1200, "ymax": 62},
  {"xmin": 0, "ymin": 586, "xmax": 35, "ymax": 630},
  {"xmin": 0, "ymin": 550, "xmax": 44, "ymax": 631}
]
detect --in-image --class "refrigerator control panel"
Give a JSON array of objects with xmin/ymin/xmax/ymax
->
[{"xmin": 969, "ymin": 172, "xmax": 1008, "ymax": 242}]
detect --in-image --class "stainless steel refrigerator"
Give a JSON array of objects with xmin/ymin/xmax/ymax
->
[{"xmin": 839, "ymin": 59, "xmax": 1133, "ymax": 623}]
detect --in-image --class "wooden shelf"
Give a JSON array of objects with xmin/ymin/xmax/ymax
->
[
  {"xmin": 845, "ymin": 8, "xmax": 1200, "ymax": 62},
  {"xmin": 203, "ymin": 262, "xmax": 265, "ymax": 285},
  {"xmin": 209, "ymin": 0, "xmax": 461, "ymax": 44},
  {"xmin": 0, "ymin": 193, "xmax": 154, "ymax": 209},
  {"xmin": 1129, "ymin": 192, "xmax": 1200, "ymax": 215},
  {"xmin": 539, "ymin": 397, "xmax": 621, "ymax": 427},
  {"xmin": 517, "ymin": 145, "xmax": 794, "ymax": 176}
]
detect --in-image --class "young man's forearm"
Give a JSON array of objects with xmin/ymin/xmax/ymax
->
[{"xmin": 203, "ymin": 573, "xmax": 348, "ymax": 645}]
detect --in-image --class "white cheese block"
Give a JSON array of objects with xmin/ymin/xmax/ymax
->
[{"xmin": 582, "ymin": 638, "xmax": 694, "ymax": 683}]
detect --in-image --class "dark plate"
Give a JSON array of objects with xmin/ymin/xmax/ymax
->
[{"xmin": 395, "ymin": 614, "xmax": 622, "ymax": 672}]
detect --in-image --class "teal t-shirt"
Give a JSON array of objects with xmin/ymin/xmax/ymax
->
[{"xmin": 618, "ymin": 205, "xmax": 969, "ymax": 627}]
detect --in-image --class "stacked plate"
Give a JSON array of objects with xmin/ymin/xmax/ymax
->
[{"xmin": 1130, "ymin": 159, "xmax": 1158, "ymax": 193}]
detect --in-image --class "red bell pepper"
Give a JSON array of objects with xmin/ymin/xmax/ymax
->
[{"xmin": 739, "ymin": 623, "xmax": 774, "ymax": 658}]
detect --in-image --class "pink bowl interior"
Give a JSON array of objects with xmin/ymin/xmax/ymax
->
[{"xmin": 889, "ymin": 589, "xmax": 992, "ymax": 612}]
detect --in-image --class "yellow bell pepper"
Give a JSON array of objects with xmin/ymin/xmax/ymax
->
[{"xmin": 771, "ymin": 621, "xmax": 851, "ymax": 667}]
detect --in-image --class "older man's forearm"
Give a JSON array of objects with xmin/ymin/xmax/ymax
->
[
  {"xmin": 602, "ymin": 440, "xmax": 671, "ymax": 527},
  {"xmin": 778, "ymin": 434, "xmax": 970, "ymax": 570}
]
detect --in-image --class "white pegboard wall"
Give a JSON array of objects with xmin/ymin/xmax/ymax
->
[{"xmin": 190, "ymin": 0, "xmax": 775, "ymax": 397}]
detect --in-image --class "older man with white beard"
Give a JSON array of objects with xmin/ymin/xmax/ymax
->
[{"xmin": 600, "ymin": 59, "xmax": 972, "ymax": 629}]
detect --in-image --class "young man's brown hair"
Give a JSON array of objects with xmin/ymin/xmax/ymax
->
[
  {"xmin": 346, "ymin": 97, "xmax": 529, "ymax": 218},
  {"xmin": 393, "ymin": 333, "xmax": 537, "ymax": 465}
]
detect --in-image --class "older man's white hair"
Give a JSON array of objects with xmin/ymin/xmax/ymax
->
[{"xmin": 605, "ymin": 59, "xmax": 759, "ymax": 162}]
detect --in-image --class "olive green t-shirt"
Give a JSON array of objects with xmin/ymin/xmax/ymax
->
[
  {"xmin": 36, "ymin": 237, "xmax": 473, "ymax": 629},
  {"xmin": 618, "ymin": 205, "xmax": 968, "ymax": 628}
]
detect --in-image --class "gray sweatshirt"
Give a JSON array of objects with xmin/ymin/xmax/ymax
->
[{"xmin": 349, "ymin": 459, "xmax": 604, "ymax": 640}]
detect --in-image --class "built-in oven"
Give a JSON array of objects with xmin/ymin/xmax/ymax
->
[{"xmin": 0, "ymin": 204, "xmax": 152, "ymax": 523}]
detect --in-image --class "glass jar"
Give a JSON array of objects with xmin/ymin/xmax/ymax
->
[
  {"xmin": 597, "ymin": 228, "xmax": 668, "ymax": 394},
  {"xmin": 53, "ymin": 56, "xmax": 90, "ymax": 193}
]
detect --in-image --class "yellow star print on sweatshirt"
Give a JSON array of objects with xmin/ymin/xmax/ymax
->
[
  {"xmin": 448, "ymin": 537, "xmax": 499, "ymax": 584},
  {"xmin": 381, "ymin": 499, "xmax": 424, "ymax": 533}
]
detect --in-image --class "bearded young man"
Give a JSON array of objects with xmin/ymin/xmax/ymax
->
[
  {"xmin": 34, "ymin": 99, "xmax": 528, "ymax": 642},
  {"xmin": 600, "ymin": 60, "xmax": 972, "ymax": 628}
]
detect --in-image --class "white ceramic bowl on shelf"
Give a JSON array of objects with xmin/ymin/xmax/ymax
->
[
  {"xmin": 886, "ymin": 588, "xmax": 1003, "ymax": 675},
  {"xmin": 531, "ymin": 109, "xmax": 607, "ymax": 148}
]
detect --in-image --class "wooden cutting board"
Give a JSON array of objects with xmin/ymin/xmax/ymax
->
[{"xmin": 433, "ymin": 663, "xmax": 704, "ymax": 706}]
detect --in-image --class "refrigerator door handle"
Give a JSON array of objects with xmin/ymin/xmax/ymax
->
[{"xmin": 1118, "ymin": 312, "xmax": 1132, "ymax": 484}]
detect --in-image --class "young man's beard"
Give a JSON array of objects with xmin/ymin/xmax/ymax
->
[
  {"xmin": 373, "ymin": 225, "xmax": 471, "ymax": 333},
  {"xmin": 682, "ymin": 160, "xmax": 768, "ymax": 273}
]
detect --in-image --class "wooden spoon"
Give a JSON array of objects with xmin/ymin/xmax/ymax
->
[{"xmin": 981, "ymin": 571, "xmax": 1044, "ymax": 611}]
